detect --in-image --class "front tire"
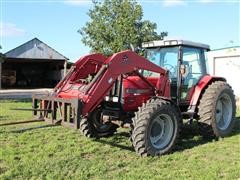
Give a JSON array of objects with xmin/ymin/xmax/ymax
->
[
  {"xmin": 79, "ymin": 108, "xmax": 118, "ymax": 138},
  {"xmin": 198, "ymin": 81, "xmax": 236, "ymax": 138},
  {"xmin": 132, "ymin": 98, "xmax": 180, "ymax": 157}
]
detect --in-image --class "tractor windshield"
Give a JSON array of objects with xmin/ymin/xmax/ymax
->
[{"xmin": 144, "ymin": 47, "xmax": 179, "ymax": 79}]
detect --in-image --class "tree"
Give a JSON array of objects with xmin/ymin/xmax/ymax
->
[
  {"xmin": 0, "ymin": 45, "xmax": 5, "ymax": 63},
  {"xmin": 79, "ymin": 0, "xmax": 167, "ymax": 56}
]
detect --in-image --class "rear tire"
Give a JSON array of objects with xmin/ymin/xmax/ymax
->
[
  {"xmin": 198, "ymin": 81, "xmax": 236, "ymax": 138},
  {"xmin": 79, "ymin": 108, "xmax": 118, "ymax": 138},
  {"xmin": 132, "ymin": 98, "xmax": 180, "ymax": 157}
]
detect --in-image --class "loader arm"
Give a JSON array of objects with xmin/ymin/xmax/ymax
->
[
  {"xmin": 79, "ymin": 50, "xmax": 169, "ymax": 116},
  {"xmin": 53, "ymin": 53, "xmax": 107, "ymax": 94}
]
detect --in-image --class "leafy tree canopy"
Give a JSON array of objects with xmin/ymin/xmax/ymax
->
[{"xmin": 79, "ymin": 0, "xmax": 167, "ymax": 56}]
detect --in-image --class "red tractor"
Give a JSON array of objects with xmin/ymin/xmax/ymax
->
[{"xmin": 32, "ymin": 39, "xmax": 236, "ymax": 156}]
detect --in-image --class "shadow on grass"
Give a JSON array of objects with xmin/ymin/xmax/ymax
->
[
  {"xmin": 9, "ymin": 124, "xmax": 59, "ymax": 133},
  {"xmin": 232, "ymin": 116, "xmax": 240, "ymax": 135},
  {"xmin": 175, "ymin": 123, "xmax": 211, "ymax": 152},
  {"xmin": 174, "ymin": 117, "xmax": 239, "ymax": 152},
  {"xmin": 3, "ymin": 116, "xmax": 239, "ymax": 154},
  {"xmin": 94, "ymin": 117, "xmax": 240, "ymax": 154},
  {"xmin": 93, "ymin": 124, "xmax": 212, "ymax": 153},
  {"xmin": 94, "ymin": 131, "xmax": 135, "ymax": 152}
]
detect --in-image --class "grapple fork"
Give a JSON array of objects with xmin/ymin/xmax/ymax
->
[{"xmin": 32, "ymin": 95, "xmax": 82, "ymax": 129}]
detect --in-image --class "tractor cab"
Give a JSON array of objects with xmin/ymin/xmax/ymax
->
[{"xmin": 142, "ymin": 39, "xmax": 210, "ymax": 104}]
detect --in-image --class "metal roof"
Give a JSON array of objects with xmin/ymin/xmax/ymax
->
[
  {"xmin": 142, "ymin": 39, "xmax": 210, "ymax": 50},
  {"xmin": 4, "ymin": 38, "xmax": 68, "ymax": 60},
  {"xmin": 209, "ymin": 46, "xmax": 240, "ymax": 52}
]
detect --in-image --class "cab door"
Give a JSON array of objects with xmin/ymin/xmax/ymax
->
[{"xmin": 180, "ymin": 47, "xmax": 207, "ymax": 103}]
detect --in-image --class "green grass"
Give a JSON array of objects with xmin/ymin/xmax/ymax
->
[{"xmin": 0, "ymin": 100, "xmax": 240, "ymax": 179}]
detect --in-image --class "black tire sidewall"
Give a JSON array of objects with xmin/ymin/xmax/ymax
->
[
  {"xmin": 146, "ymin": 104, "xmax": 179, "ymax": 155},
  {"xmin": 212, "ymin": 87, "xmax": 236, "ymax": 137},
  {"xmin": 198, "ymin": 81, "xmax": 236, "ymax": 138}
]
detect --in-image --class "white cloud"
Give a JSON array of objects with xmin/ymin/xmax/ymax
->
[
  {"xmin": 162, "ymin": 0, "xmax": 187, "ymax": 7},
  {"xmin": 63, "ymin": 0, "xmax": 91, "ymax": 6},
  {"xmin": 0, "ymin": 22, "xmax": 25, "ymax": 37}
]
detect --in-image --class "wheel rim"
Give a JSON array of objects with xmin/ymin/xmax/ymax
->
[
  {"xmin": 149, "ymin": 114, "xmax": 174, "ymax": 149},
  {"xmin": 215, "ymin": 93, "xmax": 233, "ymax": 131},
  {"xmin": 92, "ymin": 110, "xmax": 112, "ymax": 132}
]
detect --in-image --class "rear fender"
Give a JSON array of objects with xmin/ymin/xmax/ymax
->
[{"xmin": 190, "ymin": 75, "xmax": 226, "ymax": 108}]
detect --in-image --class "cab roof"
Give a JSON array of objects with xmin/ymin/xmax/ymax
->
[{"xmin": 142, "ymin": 39, "xmax": 210, "ymax": 50}]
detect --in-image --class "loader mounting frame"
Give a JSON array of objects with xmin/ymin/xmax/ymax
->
[{"xmin": 32, "ymin": 95, "xmax": 82, "ymax": 129}]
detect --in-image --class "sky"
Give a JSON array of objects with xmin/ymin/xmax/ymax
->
[{"xmin": 0, "ymin": 0, "xmax": 239, "ymax": 62}]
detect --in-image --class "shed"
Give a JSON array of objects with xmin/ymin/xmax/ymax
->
[
  {"xmin": 0, "ymin": 38, "xmax": 68, "ymax": 89},
  {"xmin": 207, "ymin": 46, "xmax": 240, "ymax": 98}
]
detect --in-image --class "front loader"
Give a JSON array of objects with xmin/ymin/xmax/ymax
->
[{"xmin": 32, "ymin": 39, "xmax": 236, "ymax": 157}]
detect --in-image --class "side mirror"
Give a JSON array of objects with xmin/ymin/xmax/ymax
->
[
  {"xmin": 130, "ymin": 44, "xmax": 135, "ymax": 52},
  {"xmin": 129, "ymin": 44, "xmax": 144, "ymax": 54}
]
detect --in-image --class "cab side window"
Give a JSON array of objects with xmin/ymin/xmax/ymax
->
[{"xmin": 181, "ymin": 47, "xmax": 203, "ymax": 100}]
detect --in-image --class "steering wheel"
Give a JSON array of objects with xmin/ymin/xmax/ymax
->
[{"xmin": 164, "ymin": 64, "xmax": 175, "ymax": 78}]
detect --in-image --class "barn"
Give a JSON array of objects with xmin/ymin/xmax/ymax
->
[{"xmin": 0, "ymin": 38, "xmax": 68, "ymax": 89}]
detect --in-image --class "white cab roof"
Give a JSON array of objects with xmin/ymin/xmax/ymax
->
[{"xmin": 142, "ymin": 39, "xmax": 210, "ymax": 50}]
